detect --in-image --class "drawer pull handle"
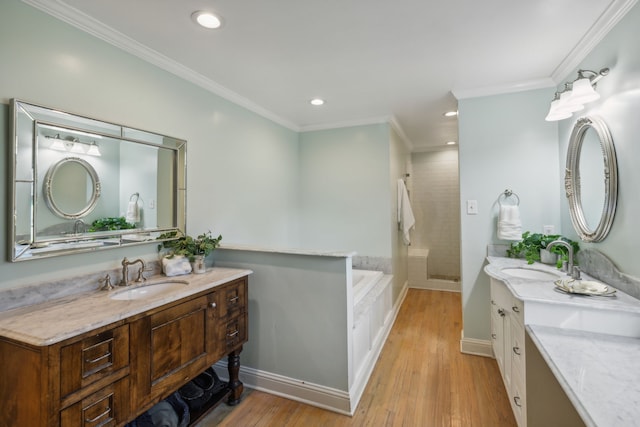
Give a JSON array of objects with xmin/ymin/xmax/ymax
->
[
  {"xmin": 498, "ymin": 308, "xmax": 505, "ymax": 317},
  {"xmin": 85, "ymin": 407, "xmax": 111, "ymax": 423},
  {"xmin": 85, "ymin": 352, "xmax": 111, "ymax": 364},
  {"xmin": 227, "ymin": 330, "xmax": 239, "ymax": 338},
  {"xmin": 513, "ymin": 346, "xmax": 521, "ymax": 355},
  {"xmin": 229, "ymin": 296, "xmax": 239, "ymax": 303},
  {"xmin": 513, "ymin": 396, "xmax": 522, "ymax": 407},
  {"xmin": 210, "ymin": 302, "xmax": 217, "ymax": 308},
  {"xmin": 512, "ymin": 306, "xmax": 520, "ymax": 313}
]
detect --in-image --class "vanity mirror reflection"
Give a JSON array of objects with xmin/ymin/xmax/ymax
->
[
  {"xmin": 9, "ymin": 99, "xmax": 187, "ymax": 261},
  {"xmin": 565, "ymin": 116, "xmax": 618, "ymax": 242}
]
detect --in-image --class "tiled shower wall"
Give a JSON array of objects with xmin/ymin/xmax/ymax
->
[{"xmin": 410, "ymin": 149, "xmax": 461, "ymax": 280}]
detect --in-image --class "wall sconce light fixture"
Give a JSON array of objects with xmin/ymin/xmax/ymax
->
[
  {"xmin": 45, "ymin": 134, "xmax": 102, "ymax": 156},
  {"xmin": 545, "ymin": 68, "xmax": 609, "ymax": 121}
]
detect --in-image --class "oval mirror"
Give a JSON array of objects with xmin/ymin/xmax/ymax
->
[
  {"xmin": 565, "ymin": 116, "xmax": 618, "ymax": 242},
  {"xmin": 43, "ymin": 157, "xmax": 101, "ymax": 219}
]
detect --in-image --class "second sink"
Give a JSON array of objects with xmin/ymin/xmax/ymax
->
[
  {"xmin": 501, "ymin": 267, "xmax": 562, "ymax": 281},
  {"xmin": 110, "ymin": 280, "xmax": 189, "ymax": 300}
]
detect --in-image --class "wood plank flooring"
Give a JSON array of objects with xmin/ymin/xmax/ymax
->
[{"xmin": 197, "ymin": 289, "xmax": 516, "ymax": 426}]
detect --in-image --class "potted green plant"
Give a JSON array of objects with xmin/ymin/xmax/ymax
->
[
  {"xmin": 506, "ymin": 231, "xmax": 579, "ymax": 268},
  {"xmin": 159, "ymin": 230, "xmax": 222, "ymax": 274}
]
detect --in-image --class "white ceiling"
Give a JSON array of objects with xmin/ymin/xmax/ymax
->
[{"xmin": 24, "ymin": 0, "xmax": 636, "ymax": 151}]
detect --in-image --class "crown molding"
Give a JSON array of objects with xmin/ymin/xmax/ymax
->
[
  {"xmin": 551, "ymin": 0, "xmax": 638, "ymax": 83},
  {"xmin": 21, "ymin": 0, "xmax": 300, "ymax": 132},
  {"xmin": 452, "ymin": 77, "xmax": 555, "ymax": 100},
  {"xmin": 389, "ymin": 117, "xmax": 414, "ymax": 152},
  {"xmin": 299, "ymin": 115, "xmax": 392, "ymax": 132}
]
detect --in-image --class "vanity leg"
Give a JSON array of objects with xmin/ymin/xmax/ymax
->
[{"xmin": 227, "ymin": 346, "xmax": 244, "ymax": 405}]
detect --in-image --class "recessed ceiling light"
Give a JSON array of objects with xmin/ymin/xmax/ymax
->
[
  {"xmin": 192, "ymin": 11, "xmax": 222, "ymax": 29},
  {"xmin": 310, "ymin": 98, "xmax": 325, "ymax": 106},
  {"xmin": 446, "ymin": 141, "xmax": 457, "ymax": 145},
  {"xmin": 443, "ymin": 111, "xmax": 458, "ymax": 117}
]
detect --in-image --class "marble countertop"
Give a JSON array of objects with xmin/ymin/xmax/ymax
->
[
  {"xmin": 527, "ymin": 325, "xmax": 640, "ymax": 427},
  {"xmin": 219, "ymin": 243, "xmax": 356, "ymax": 258},
  {"xmin": 0, "ymin": 267, "xmax": 252, "ymax": 346},
  {"xmin": 486, "ymin": 256, "xmax": 640, "ymax": 426},
  {"xmin": 484, "ymin": 256, "xmax": 640, "ymax": 315}
]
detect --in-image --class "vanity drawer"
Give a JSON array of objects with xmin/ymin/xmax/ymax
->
[
  {"xmin": 60, "ymin": 376, "xmax": 129, "ymax": 427},
  {"xmin": 60, "ymin": 325, "xmax": 130, "ymax": 398},
  {"xmin": 511, "ymin": 296, "xmax": 525, "ymax": 326},
  {"xmin": 510, "ymin": 320, "xmax": 526, "ymax": 377},
  {"xmin": 223, "ymin": 315, "xmax": 247, "ymax": 351},
  {"xmin": 219, "ymin": 279, "xmax": 247, "ymax": 319}
]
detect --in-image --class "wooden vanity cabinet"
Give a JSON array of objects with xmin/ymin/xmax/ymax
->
[
  {"xmin": 0, "ymin": 275, "xmax": 248, "ymax": 427},
  {"xmin": 130, "ymin": 277, "xmax": 248, "ymax": 414},
  {"xmin": 0, "ymin": 322, "xmax": 131, "ymax": 427}
]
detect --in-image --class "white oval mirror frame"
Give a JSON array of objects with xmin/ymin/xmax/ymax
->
[
  {"xmin": 43, "ymin": 157, "xmax": 101, "ymax": 219},
  {"xmin": 565, "ymin": 116, "xmax": 618, "ymax": 242}
]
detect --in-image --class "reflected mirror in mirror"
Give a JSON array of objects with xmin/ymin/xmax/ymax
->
[
  {"xmin": 9, "ymin": 99, "xmax": 187, "ymax": 261},
  {"xmin": 43, "ymin": 157, "xmax": 101, "ymax": 219},
  {"xmin": 565, "ymin": 116, "xmax": 618, "ymax": 242}
]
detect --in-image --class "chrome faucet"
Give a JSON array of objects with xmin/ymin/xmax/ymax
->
[
  {"xmin": 119, "ymin": 257, "xmax": 146, "ymax": 286},
  {"xmin": 546, "ymin": 239, "xmax": 581, "ymax": 279}
]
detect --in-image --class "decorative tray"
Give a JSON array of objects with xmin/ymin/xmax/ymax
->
[{"xmin": 554, "ymin": 279, "xmax": 617, "ymax": 297}]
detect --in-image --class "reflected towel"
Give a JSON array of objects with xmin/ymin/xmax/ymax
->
[
  {"xmin": 497, "ymin": 205, "xmax": 522, "ymax": 240},
  {"xmin": 125, "ymin": 200, "xmax": 140, "ymax": 224},
  {"xmin": 397, "ymin": 179, "xmax": 415, "ymax": 245}
]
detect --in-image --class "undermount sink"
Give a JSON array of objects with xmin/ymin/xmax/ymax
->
[
  {"xmin": 110, "ymin": 280, "xmax": 189, "ymax": 300},
  {"xmin": 501, "ymin": 267, "xmax": 562, "ymax": 281}
]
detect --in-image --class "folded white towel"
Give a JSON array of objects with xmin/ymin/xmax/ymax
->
[
  {"xmin": 397, "ymin": 179, "xmax": 415, "ymax": 245},
  {"xmin": 125, "ymin": 200, "xmax": 140, "ymax": 224},
  {"xmin": 497, "ymin": 205, "xmax": 522, "ymax": 240}
]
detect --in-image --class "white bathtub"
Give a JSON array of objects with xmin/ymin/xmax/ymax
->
[
  {"xmin": 352, "ymin": 269, "xmax": 384, "ymax": 307},
  {"xmin": 351, "ymin": 268, "xmax": 395, "ymax": 410}
]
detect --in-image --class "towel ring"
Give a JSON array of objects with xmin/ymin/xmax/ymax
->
[
  {"xmin": 129, "ymin": 192, "xmax": 140, "ymax": 203},
  {"xmin": 498, "ymin": 189, "xmax": 520, "ymax": 206}
]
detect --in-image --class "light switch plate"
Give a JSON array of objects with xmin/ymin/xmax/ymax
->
[{"xmin": 467, "ymin": 200, "xmax": 478, "ymax": 215}]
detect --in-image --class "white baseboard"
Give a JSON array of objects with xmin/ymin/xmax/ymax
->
[
  {"xmin": 214, "ymin": 279, "xmax": 408, "ymax": 416},
  {"xmin": 214, "ymin": 362, "xmax": 353, "ymax": 415},
  {"xmin": 459, "ymin": 331, "xmax": 494, "ymax": 358},
  {"xmin": 410, "ymin": 279, "xmax": 461, "ymax": 292},
  {"xmin": 349, "ymin": 279, "xmax": 408, "ymax": 412}
]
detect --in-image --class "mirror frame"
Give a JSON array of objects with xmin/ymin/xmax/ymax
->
[
  {"xmin": 43, "ymin": 157, "xmax": 102, "ymax": 219},
  {"xmin": 9, "ymin": 99, "xmax": 187, "ymax": 261},
  {"xmin": 565, "ymin": 116, "xmax": 618, "ymax": 242}
]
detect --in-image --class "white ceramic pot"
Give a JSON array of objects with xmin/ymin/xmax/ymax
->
[{"xmin": 540, "ymin": 249, "xmax": 558, "ymax": 265}]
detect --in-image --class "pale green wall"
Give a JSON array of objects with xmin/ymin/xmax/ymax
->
[
  {"xmin": 458, "ymin": 89, "xmax": 560, "ymax": 340},
  {"xmin": 0, "ymin": 0, "xmax": 299, "ymax": 288},
  {"xmin": 0, "ymin": 1, "xmax": 403, "ymax": 293},
  {"xmin": 557, "ymin": 2, "xmax": 640, "ymax": 278},
  {"xmin": 298, "ymin": 124, "xmax": 391, "ymax": 257},
  {"xmin": 389, "ymin": 126, "xmax": 410, "ymax": 300},
  {"xmin": 459, "ymin": 1, "xmax": 640, "ymax": 343}
]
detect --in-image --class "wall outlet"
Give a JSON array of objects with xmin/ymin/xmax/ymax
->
[
  {"xmin": 466, "ymin": 200, "xmax": 478, "ymax": 215},
  {"xmin": 149, "ymin": 199, "xmax": 156, "ymax": 209},
  {"xmin": 543, "ymin": 225, "xmax": 555, "ymax": 234}
]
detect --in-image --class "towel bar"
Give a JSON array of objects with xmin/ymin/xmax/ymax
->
[{"xmin": 498, "ymin": 189, "xmax": 520, "ymax": 206}]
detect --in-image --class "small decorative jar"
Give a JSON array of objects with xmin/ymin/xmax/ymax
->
[{"xmin": 191, "ymin": 254, "xmax": 206, "ymax": 274}]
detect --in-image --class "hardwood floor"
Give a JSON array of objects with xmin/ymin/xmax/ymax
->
[{"xmin": 197, "ymin": 289, "xmax": 516, "ymax": 426}]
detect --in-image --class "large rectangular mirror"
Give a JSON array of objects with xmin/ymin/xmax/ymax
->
[{"xmin": 9, "ymin": 99, "xmax": 187, "ymax": 261}]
